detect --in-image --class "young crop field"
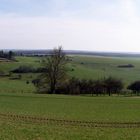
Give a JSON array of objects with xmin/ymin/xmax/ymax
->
[
  {"xmin": 0, "ymin": 121, "xmax": 140, "ymax": 140},
  {"xmin": 0, "ymin": 94, "xmax": 139, "ymax": 139},
  {"xmin": 0, "ymin": 93, "xmax": 140, "ymax": 122}
]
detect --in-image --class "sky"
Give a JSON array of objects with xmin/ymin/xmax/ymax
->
[{"xmin": 0, "ymin": 0, "xmax": 140, "ymax": 52}]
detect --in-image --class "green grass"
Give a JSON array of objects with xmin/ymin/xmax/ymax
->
[
  {"xmin": 1, "ymin": 55, "xmax": 140, "ymax": 94},
  {"xmin": 67, "ymin": 56, "xmax": 140, "ymax": 86},
  {"xmin": 0, "ymin": 56, "xmax": 40, "ymax": 72},
  {"xmin": 0, "ymin": 77, "xmax": 35, "ymax": 93},
  {"xmin": 0, "ymin": 94, "xmax": 139, "ymax": 122},
  {"xmin": 0, "ymin": 56, "xmax": 140, "ymax": 139},
  {"xmin": 2, "ymin": 55, "xmax": 140, "ymax": 84},
  {"xmin": 0, "ymin": 121, "xmax": 140, "ymax": 140},
  {"xmin": 0, "ymin": 56, "xmax": 40, "ymax": 93},
  {"xmin": 0, "ymin": 94, "xmax": 139, "ymax": 140}
]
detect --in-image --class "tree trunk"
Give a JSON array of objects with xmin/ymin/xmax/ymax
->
[{"xmin": 50, "ymin": 83, "xmax": 56, "ymax": 94}]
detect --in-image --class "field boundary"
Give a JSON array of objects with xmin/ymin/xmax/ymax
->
[{"xmin": 0, "ymin": 113, "xmax": 140, "ymax": 128}]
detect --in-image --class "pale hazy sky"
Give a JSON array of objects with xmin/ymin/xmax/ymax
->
[{"xmin": 0, "ymin": 0, "xmax": 140, "ymax": 52}]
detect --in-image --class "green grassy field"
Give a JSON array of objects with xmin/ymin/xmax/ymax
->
[
  {"xmin": 0, "ymin": 57, "xmax": 40, "ymax": 72},
  {"xmin": 68, "ymin": 56, "xmax": 140, "ymax": 85},
  {"xmin": 0, "ymin": 121, "xmax": 140, "ymax": 140},
  {"xmin": 0, "ymin": 55, "xmax": 140, "ymax": 139},
  {"xmin": 0, "ymin": 93, "xmax": 139, "ymax": 122},
  {"xmin": 0, "ymin": 94, "xmax": 139, "ymax": 140},
  {"xmin": 1, "ymin": 55, "xmax": 140, "ymax": 94}
]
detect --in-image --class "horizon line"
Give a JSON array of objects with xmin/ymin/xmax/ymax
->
[{"xmin": 2, "ymin": 48, "xmax": 140, "ymax": 55}]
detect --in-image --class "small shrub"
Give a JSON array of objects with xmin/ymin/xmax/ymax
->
[
  {"xmin": 118, "ymin": 64, "xmax": 134, "ymax": 68},
  {"xmin": 11, "ymin": 66, "xmax": 47, "ymax": 73},
  {"xmin": 127, "ymin": 81, "xmax": 140, "ymax": 94}
]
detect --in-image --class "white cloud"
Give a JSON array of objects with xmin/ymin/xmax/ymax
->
[{"xmin": 0, "ymin": 0, "xmax": 140, "ymax": 52}]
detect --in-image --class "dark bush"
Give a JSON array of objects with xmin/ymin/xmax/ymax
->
[
  {"xmin": 118, "ymin": 64, "xmax": 134, "ymax": 68},
  {"xmin": 32, "ymin": 78, "xmax": 41, "ymax": 86},
  {"xmin": 36, "ymin": 67, "xmax": 48, "ymax": 73},
  {"xmin": 11, "ymin": 66, "xmax": 47, "ymax": 73},
  {"xmin": 11, "ymin": 66, "xmax": 35, "ymax": 73},
  {"xmin": 92, "ymin": 80, "xmax": 106, "ymax": 96},
  {"xmin": 71, "ymin": 68, "xmax": 75, "ymax": 71},
  {"xmin": 34, "ymin": 76, "xmax": 124, "ymax": 95},
  {"xmin": 32, "ymin": 78, "xmax": 49, "ymax": 93},
  {"xmin": 104, "ymin": 77, "xmax": 124, "ymax": 96},
  {"xmin": 57, "ymin": 77, "xmax": 123, "ymax": 95},
  {"xmin": 56, "ymin": 78, "xmax": 81, "ymax": 95},
  {"xmin": 127, "ymin": 81, "xmax": 140, "ymax": 94}
]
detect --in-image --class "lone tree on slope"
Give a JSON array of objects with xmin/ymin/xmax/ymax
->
[{"xmin": 37, "ymin": 47, "xmax": 67, "ymax": 94}]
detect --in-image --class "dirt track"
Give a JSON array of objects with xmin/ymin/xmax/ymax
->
[{"xmin": 0, "ymin": 113, "xmax": 140, "ymax": 128}]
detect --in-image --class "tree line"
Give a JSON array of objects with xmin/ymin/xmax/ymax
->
[
  {"xmin": 33, "ymin": 76, "xmax": 124, "ymax": 95},
  {"xmin": 11, "ymin": 65, "xmax": 47, "ymax": 73},
  {"xmin": 51, "ymin": 77, "xmax": 123, "ymax": 96},
  {"xmin": 0, "ymin": 50, "xmax": 14, "ymax": 60}
]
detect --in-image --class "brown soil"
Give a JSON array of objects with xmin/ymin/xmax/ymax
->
[{"xmin": 0, "ymin": 113, "xmax": 139, "ymax": 128}]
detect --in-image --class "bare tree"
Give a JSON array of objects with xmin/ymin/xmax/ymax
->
[{"xmin": 40, "ymin": 47, "xmax": 67, "ymax": 94}]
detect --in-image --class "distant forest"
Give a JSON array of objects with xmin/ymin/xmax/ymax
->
[
  {"xmin": 0, "ymin": 50, "xmax": 14, "ymax": 60},
  {"xmin": 10, "ymin": 50, "xmax": 140, "ymax": 57}
]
